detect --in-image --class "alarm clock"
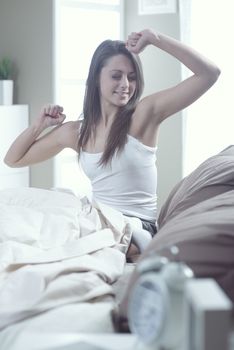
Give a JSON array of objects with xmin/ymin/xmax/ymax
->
[{"xmin": 128, "ymin": 248, "xmax": 194, "ymax": 350}]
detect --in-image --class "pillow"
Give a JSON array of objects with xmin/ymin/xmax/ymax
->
[
  {"xmin": 145, "ymin": 189, "xmax": 234, "ymax": 301},
  {"xmin": 150, "ymin": 146, "xmax": 234, "ymax": 301},
  {"xmin": 158, "ymin": 145, "xmax": 234, "ymax": 228}
]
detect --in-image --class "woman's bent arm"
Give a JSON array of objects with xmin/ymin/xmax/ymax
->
[{"xmin": 4, "ymin": 105, "xmax": 78, "ymax": 167}]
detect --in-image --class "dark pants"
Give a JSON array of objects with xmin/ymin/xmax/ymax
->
[{"xmin": 139, "ymin": 218, "xmax": 158, "ymax": 237}]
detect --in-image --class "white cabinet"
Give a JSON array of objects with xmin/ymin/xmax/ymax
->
[{"xmin": 0, "ymin": 105, "xmax": 29, "ymax": 189}]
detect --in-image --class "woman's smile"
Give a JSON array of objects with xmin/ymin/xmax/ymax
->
[{"xmin": 114, "ymin": 90, "xmax": 129, "ymax": 97}]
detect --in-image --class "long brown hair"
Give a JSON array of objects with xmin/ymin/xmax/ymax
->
[{"xmin": 78, "ymin": 39, "xmax": 144, "ymax": 165}]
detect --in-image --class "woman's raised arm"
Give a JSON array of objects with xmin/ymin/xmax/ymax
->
[{"xmin": 127, "ymin": 29, "xmax": 221, "ymax": 125}]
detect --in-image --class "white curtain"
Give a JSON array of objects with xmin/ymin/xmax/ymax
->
[{"xmin": 180, "ymin": 0, "xmax": 234, "ymax": 175}]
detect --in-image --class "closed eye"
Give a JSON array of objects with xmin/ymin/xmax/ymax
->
[
  {"xmin": 128, "ymin": 74, "xmax": 136, "ymax": 82},
  {"xmin": 112, "ymin": 75, "xmax": 122, "ymax": 80},
  {"xmin": 112, "ymin": 74, "xmax": 136, "ymax": 82}
]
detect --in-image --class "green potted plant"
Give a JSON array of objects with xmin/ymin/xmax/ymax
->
[{"xmin": 0, "ymin": 57, "xmax": 14, "ymax": 105}]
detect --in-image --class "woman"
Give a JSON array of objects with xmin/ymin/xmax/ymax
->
[{"xmin": 4, "ymin": 29, "xmax": 220, "ymax": 254}]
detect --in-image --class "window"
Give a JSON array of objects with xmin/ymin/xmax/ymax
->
[
  {"xmin": 183, "ymin": 0, "xmax": 234, "ymax": 176},
  {"xmin": 53, "ymin": 0, "xmax": 123, "ymax": 196}
]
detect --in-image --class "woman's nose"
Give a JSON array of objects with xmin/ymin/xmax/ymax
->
[{"xmin": 120, "ymin": 76, "xmax": 129, "ymax": 89}]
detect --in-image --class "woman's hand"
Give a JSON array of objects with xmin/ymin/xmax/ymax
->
[
  {"xmin": 126, "ymin": 29, "xmax": 158, "ymax": 54},
  {"xmin": 34, "ymin": 104, "xmax": 66, "ymax": 130}
]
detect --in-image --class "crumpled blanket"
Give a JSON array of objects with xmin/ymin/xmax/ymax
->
[{"xmin": 0, "ymin": 187, "xmax": 132, "ymax": 347}]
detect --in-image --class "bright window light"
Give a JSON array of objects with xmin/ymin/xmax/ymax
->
[
  {"xmin": 183, "ymin": 0, "xmax": 234, "ymax": 176},
  {"xmin": 59, "ymin": 7, "xmax": 120, "ymax": 81},
  {"xmin": 54, "ymin": 0, "xmax": 122, "ymax": 195}
]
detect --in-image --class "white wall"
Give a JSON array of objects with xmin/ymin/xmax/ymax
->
[
  {"xmin": 0, "ymin": 0, "xmax": 54, "ymax": 188},
  {"xmin": 184, "ymin": 0, "xmax": 234, "ymax": 176}
]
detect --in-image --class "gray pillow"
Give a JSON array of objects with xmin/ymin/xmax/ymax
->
[
  {"xmin": 121, "ymin": 146, "xmax": 234, "ymax": 308},
  {"xmin": 145, "ymin": 189, "xmax": 234, "ymax": 301},
  {"xmin": 151, "ymin": 146, "xmax": 234, "ymax": 301},
  {"xmin": 158, "ymin": 145, "xmax": 234, "ymax": 228}
]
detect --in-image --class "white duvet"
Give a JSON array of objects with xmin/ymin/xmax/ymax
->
[{"xmin": 0, "ymin": 187, "xmax": 132, "ymax": 350}]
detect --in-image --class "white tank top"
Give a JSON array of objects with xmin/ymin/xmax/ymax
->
[{"xmin": 80, "ymin": 134, "xmax": 157, "ymax": 221}]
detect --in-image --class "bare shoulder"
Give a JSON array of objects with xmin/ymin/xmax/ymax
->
[{"xmin": 56, "ymin": 120, "xmax": 80, "ymax": 150}]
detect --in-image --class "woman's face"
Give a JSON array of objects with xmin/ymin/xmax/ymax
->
[{"xmin": 99, "ymin": 54, "xmax": 137, "ymax": 108}]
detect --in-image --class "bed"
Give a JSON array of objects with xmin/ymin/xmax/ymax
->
[{"xmin": 1, "ymin": 145, "xmax": 234, "ymax": 349}]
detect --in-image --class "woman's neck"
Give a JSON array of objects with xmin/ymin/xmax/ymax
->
[{"xmin": 100, "ymin": 102, "xmax": 118, "ymax": 127}]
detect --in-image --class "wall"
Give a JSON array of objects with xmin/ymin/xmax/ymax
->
[
  {"xmin": 124, "ymin": 0, "xmax": 183, "ymax": 210},
  {"xmin": 0, "ymin": 0, "xmax": 54, "ymax": 188},
  {"xmin": 0, "ymin": 0, "xmax": 183, "ymax": 210}
]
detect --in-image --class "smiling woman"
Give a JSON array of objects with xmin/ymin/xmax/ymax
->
[{"xmin": 4, "ymin": 25, "xmax": 220, "ymax": 258}]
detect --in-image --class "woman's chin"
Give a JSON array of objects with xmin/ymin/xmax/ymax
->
[{"xmin": 116, "ymin": 99, "xmax": 129, "ymax": 107}]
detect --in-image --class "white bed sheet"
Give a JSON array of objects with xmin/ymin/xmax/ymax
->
[{"xmin": 0, "ymin": 187, "xmax": 132, "ymax": 350}]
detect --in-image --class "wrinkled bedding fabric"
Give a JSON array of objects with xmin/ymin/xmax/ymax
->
[
  {"xmin": 0, "ymin": 187, "xmax": 132, "ymax": 349},
  {"xmin": 128, "ymin": 146, "xmax": 234, "ymax": 303}
]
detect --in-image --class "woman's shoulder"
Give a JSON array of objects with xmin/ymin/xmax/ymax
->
[{"xmin": 61, "ymin": 120, "xmax": 80, "ymax": 130}]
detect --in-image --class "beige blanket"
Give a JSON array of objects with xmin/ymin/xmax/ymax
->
[{"xmin": 0, "ymin": 187, "xmax": 132, "ymax": 349}]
